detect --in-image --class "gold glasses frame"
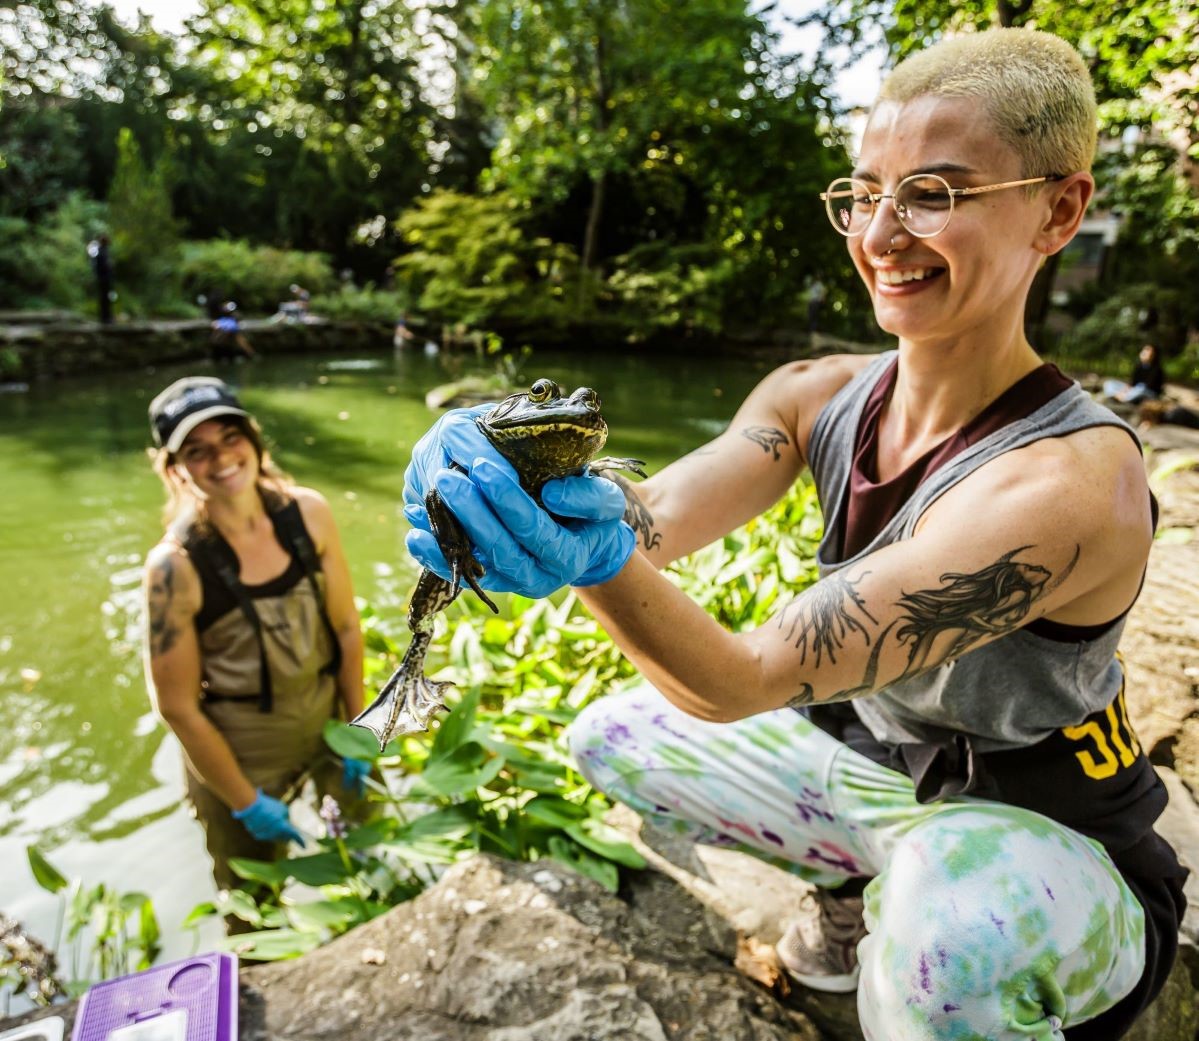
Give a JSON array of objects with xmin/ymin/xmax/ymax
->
[{"xmin": 819, "ymin": 173, "xmax": 1065, "ymax": 239}]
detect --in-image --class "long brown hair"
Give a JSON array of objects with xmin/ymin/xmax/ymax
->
[{"xmin": 151, "ymin": 414, "xmax": 294, "ymax": 529}]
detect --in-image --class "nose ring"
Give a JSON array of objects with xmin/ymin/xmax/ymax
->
[{"xmin": 882, "ymin": 234, "xmax": 897, "ymax": 257}]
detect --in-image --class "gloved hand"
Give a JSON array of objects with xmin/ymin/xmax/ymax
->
[
  {"xmin": 232, "ymin": 789, "xmax": 304, "ymax": 845},
  {"xmin": 403, "ymin": 404, "xmax": 498, "ymax": 513},
  {"xmin": 341, "ymin": 757, "xmax": 372, "ymax": 799},
  {"xmin": 403, "ymin": 404, "xmax": 625, "ymax": 526},
  {"xmin": 405, "ymin": 459, "xmax": 634, "ymax": 597}
]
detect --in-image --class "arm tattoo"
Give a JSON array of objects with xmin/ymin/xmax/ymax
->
[
  {"xmin": 146, "ymin": 558, "xmax": 180, "ymax": 656},
  {"xmin": 609, "ymin": 473, "xmax": 662, "ymax": 551},
  {"xmin": 777, "ymin": 571, "xmax": 877, "ymax": 667},
  {"xmin": 781, "ymin": 544, "xmax": 1080, "ymax": 704},
  {"xmin": 740, "ymin": 425, "xmax": 790, "ymax": 461},
  {"xmin": 891, "ymin": 544, "xmax": 1080, "ymax": 675}
]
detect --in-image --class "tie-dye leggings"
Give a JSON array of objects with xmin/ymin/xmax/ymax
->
[{"xmin": 566, "ymin": 686, "xmax": 1146, "ymax": 1040}]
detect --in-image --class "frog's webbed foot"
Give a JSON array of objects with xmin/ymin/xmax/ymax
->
[
  {"xmin": 426, "ymin": 488, "xmax": 499, "ymax": 614},
  {"xmin": 350, "ymin": 631, "xmax": 455, "ymax": 748},
  {"xmin": 590, "ymin": 457, "xmax": 647, "ymax": 480}
]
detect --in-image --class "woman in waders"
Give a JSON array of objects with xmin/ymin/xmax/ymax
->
[
  {"xmin": 400, "ymin": 29, "xmax": 1186, "ymax": 1040},
  {"xmin": 142, "ymin": 377, "xmax": 372, "ymax": 920}
]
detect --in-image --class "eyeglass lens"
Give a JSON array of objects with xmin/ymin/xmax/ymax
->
[{"xmin": 825, "ymin": 175, "xmax": 955, "ymax": 238}]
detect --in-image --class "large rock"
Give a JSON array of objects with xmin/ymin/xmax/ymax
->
[{"xmin": 236, "ymin": 855, "xmax": 820, "ymax": 1041}]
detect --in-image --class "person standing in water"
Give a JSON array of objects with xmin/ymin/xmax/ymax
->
[{"xmin": 141, "ymin": 377, "xmax": 372, "ymax": 917}]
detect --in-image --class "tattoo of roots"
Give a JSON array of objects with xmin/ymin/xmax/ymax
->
[{"xmin": 780, "ymin": 544, "xmax": 1079, "ymax": 708}]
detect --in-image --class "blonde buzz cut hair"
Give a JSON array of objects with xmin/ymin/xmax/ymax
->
[{"xmin": 878, "ymin": 28, "xmax": 1098, "ymax": 178}]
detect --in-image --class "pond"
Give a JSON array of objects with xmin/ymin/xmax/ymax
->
[{"xmin": 0, "ymin": 345, "xmax": 783, "ymax": 972}]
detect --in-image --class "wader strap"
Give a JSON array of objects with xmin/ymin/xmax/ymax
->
[
  {"xmin": 213, "ymin": 560, "xmax": 274, "ymax": 714},
  {"xmin": 269, "ymin": 502, "xmax": 343, "ymax": 678}
]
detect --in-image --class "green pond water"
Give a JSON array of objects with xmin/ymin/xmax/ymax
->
[{"xmin": 0, "ymin": 345, "xmax": 781, "ymax": 966}]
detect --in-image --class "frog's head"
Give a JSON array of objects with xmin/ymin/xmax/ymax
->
[{"xmin": 478, "ymin": 378, "xmax": 609, "ymax": 490}]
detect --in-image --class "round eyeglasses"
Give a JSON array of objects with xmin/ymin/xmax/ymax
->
[{"xmin": 820, "ymin": 173, "xmax": 1064, "ymax": 239}]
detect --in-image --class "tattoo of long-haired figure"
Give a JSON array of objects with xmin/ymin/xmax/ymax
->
[
  {"xmin": 777, "ymin": 572, "xmax": 877, "ymax": 667},
  {"xmin": 893, "ymin": 544, "xmax": 1080, "ymax": 675},
  {"xmin": 609, "ymin": 473, "xmax": 662, "ymax": 551}
]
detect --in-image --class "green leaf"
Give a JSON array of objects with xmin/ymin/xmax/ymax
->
[
  {"xmin": 229, "ymin": 857, "xmax": 291, "ymax": 885},
  {"xmin": 284, "ymin": 852, "xmax": 353, "ymax": 887},
  {"xmin": 410, "ymin": 741, "xmax": 505, "ymax": 797},
  {"xmin": 218, "ymin": 888, "xmax": 263, "ymax": 926},
  {"xmin": 430, "ymin": 687, "xmax": 481, "ymax": 760},
  {"xmin": 565, "ymin": 819, "xmax": 647, "ymax": 869},
  {"xmin": 285, "ymin": 900, "xmax": 359, "ymax": 932},
  {"xmin": 182, "ymin": 902, "xmax": 219, "ymax": 928},
  {"xmin": 27, "ymin": 846, "xmax": 68, "ymax": 894},
  {"xmin": 323, "ymin": 720, "xmax": 382, "ymax": 761},
  {"xmin": 395, "ymin": 804, "xmax": 479, "ymax": 841},
  {"xmin": 220, "ymin": 928, "xmax": 322, "ymax": 961},
  {"xmin": 547, "ymin": 836, "xmax": 619, "ymax": 892},
  {"xmin": 522, "ymin": 796, "xmax": 589, "ymax": 828}
]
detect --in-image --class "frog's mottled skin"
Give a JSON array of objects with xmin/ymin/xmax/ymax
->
[{"xmin": 351, "ymin": 379, "xmax": 644, "ymax": 748}]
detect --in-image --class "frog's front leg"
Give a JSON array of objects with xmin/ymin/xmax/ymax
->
[
  {"xmin": 589, "ymin": 457, "xmax": 647, "ymax": 480},
  {"xmin": 426, "ymin": 487, "xmax": 499, "ymax": 613}
]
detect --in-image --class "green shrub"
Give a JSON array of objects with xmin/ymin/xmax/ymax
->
[
  {"xmin": 395, "ymin": 190, "xmax": 580, "ymax": 329},
  {"xmin": 1058, "ymin": 283, "xmax": 1190, "ymax": 370},
  {"xmin": 178, "ymin": 240, "xmax": 337, "ymax": 315},
  {"xmin": 0, "ymin": 194, "xmax": 107, "ymax": 312},
  {"xmin": 307, "ymin": 285, "xmax": 411, "ymax": 324}
]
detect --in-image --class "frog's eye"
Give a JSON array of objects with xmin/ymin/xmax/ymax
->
[{"xmin": 528, "ymin": 379, "xmax": 553, "ymax": 403}]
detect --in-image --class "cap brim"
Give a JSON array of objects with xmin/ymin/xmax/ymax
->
[{"xmin": 165, "ymin": 406, "xmax": 250, "ymax": 454}]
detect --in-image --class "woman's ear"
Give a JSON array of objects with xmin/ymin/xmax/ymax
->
[{"xmin": 1034, "ymin": 172, "xmax": 1095, "ymax": 257}]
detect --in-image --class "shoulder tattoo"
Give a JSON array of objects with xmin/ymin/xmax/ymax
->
[
  {"xmin": 146, "ymin": 556, "xmax": 181, "ymax": 657},
  {"xmin": 740, "ymin": 425, "xmax": 790, "ymax": 461}
]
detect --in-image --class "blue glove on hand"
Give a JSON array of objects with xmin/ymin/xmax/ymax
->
[
  {"xmin": 403, "ymin": 404, "xmax": 498, "ymax": 511},
  {"xmin": 341, "ymin": 757, "xmax": 372, "ymax": 799},
  {"xmin": 232, "ymin": 789, "xmax": 304, "ymax": 845},
  {"xmin": 404, "ymin": 404, "xmax": 626, "ymax": 524},
  {"xmin": 405, "ymin": 458, "xmax": 634, "ymax": 597}
]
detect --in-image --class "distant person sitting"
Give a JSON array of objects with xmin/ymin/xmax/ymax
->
[
  {"xmin": 211, "ymin": 302, "xmax": 255, "ymax": 362},
  {"xmin": 87, "ymin": 235, "xmax": 115, "ymax": 325},
  {"xmin": 272, "ymin": 284, "xmax": 311, "ymax": 323},
  {"xmin": 1103, "ymin": 343, "xmax": 1164, "ymax": 404}
]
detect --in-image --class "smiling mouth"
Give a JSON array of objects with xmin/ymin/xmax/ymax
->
[{"xmin": 875, "ymin": 267, "xmax": 944, "ymax": 286}]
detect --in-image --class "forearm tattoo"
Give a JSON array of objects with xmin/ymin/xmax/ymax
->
[
  {"xmin": 146, "ymin": 558, "xmax": 180, "ymax": 656},
  {"xmin": 781, "ymin": 544, "xmax": 1080, "ymax": 705},
  {"xmin": 740, "ymin": 425, "xmax": 790, "ymax": 461},
  {"xmin": 777, "ymin": 572, "xmax": 877, "ymax": 667},
  {"xmin": 609, "ymin": 473, "xmax": 662, "ymax": 551}
]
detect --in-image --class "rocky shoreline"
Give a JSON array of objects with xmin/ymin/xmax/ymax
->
[{"xmin": 0, "ymin": 314, "xmax": 396, "ymax": 384}]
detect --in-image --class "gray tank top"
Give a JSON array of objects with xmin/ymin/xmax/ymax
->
[{"xmin": 807, "ymin": 351, "xmax": 1141, "ymax": 753}]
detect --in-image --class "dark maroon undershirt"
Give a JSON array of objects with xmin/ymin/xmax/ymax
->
[{"xmin": 839, "ymin": 358, "xmax": 1114, "ymax": 642}]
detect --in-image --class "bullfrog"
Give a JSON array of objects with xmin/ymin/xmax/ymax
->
[{"xmin": 351, "ymin": 378, "xmax": 644, "ymax": 748}]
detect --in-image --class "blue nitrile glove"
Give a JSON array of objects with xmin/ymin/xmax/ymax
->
[
  {"xmin": 403, "ymin": 404, "xmax": 624, "ymax": 525},
  {"xmin": 403, "ymin": 404, "xmax": 498, "ymax": 512},
  {"xmin": 232, "ymin": 789, "xmax": 304, "ymax": 845},
  {"xmin": 341, "ymin": 757, "xmax": 372, "ymax": 799},
  {"xmin": 405, "ymin": 459, "xmax": 634, "ymax": 597}
]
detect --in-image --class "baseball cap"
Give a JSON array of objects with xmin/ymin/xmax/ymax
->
[{"xmin": 149, "ymin": 377, "xmax": 250, "ymax": 453}]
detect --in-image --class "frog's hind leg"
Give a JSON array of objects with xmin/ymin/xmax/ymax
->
[
  {"xmin": 427, "ymin": 488, "xmax": 499, "ymax": 613},
  {"xmin": 351, "ymin": 631, "xmax": 453, "ymax": 748}
]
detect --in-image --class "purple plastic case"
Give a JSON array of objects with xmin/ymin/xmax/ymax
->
[{"xmin": 70, "ymin": 954, "xmax": 237, "ymax": 1041}]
